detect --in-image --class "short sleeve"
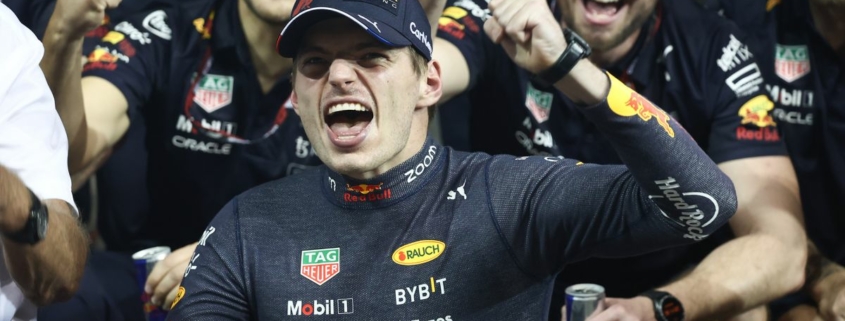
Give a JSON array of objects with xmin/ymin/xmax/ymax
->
[
  {"xmin": 704, "ymin": 24, "xmax": 786, "ymax": 163},
  {"xmin": 436, "ymin": 0, "xmax": 490, "ymax": 89},
  {"xmin": 0, "ymin": 4, "xmax": 76, "ymax": 212},
  {"xmin": 81, "ymin": 9, "xmax": 173, "ymax": 117}
]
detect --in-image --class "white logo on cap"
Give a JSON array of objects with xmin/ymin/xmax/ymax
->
[
  {"xmin": 357, "ymin": 14, "xmax": 381, "ymax": 33},
  {"xmin": 409, "ymin": 22, "xmax": 432, "ymax": 55}
]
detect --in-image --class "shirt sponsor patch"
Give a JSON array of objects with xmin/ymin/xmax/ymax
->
[
  {"xmin": 193, "ymin": 74, "xmax": 234, "ymax": 113},
  {"xmin": 606, "ymin": 74, "xmax": 675, "ymax": 137},
  {"xmin": 143, "ymin": 10, "xmax": 172, "ymax": 40},
  {"xmin": 725, "ymin": 63, "xmax": 764, "ymax": 97},
  {"xmin": 716, "ymin": 34, "xmax": 753, "ymax": 72},
  {"xmin": 525, "ymin": 82, "xmax": 553, "ymax": 123},
  {"xmin": 392, "ymin": 240, "xmax": 445, "ymax": 266},
  {"xmin": 301, "ymin": 248, "xmax": 340, "ymax": 285},
  {"xmin": 775, "ymin": 44, "xmax": 811, "ymax": 83},
  {"xmin": 170, "ymin": 287, "xmax": 185, "ymax": 310},
  {"xmin": 736, "ymin": 95, "xmax": 781, "ymax": 141}
]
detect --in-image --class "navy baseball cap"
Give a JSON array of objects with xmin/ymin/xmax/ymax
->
[{"xmin": 276, "ymin": 0, "xmax": 433, "ymax": 61}]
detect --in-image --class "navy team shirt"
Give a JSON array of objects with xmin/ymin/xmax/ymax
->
[
  {"xmin": 80, "ymin": 0, "xmax": 321, "ymax": 252},
  {"xmin": 709, "ymin": 0, "xmax": 845, "ymax": 264},
  {"xmin": 168, "ymin": 80, "xmax": 739, "ymax": 319},
  {"xmin": 436, "ymin": 0, "xmax": 787, "ymax": 317}
]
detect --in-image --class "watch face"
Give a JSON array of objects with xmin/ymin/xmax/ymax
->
[
  {"xmin": 660, "ymin": 297, "xmax": 684, "ymax": 321},
  {"xmin": 35, "ymin": 209, "xmax": 48, "ymax": 240}
]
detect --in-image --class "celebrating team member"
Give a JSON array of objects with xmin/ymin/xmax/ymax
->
[
  {"xmin": 434, "ymin": 0, "xmax": 807, "ymax": 319},
  {"xmin": 168, "ymin": 0, "xmax": 738, "ymax": 319}
]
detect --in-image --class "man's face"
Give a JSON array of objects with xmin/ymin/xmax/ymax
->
[
  {"xmin": 242, "ymin": 0, "xmax": 297, "ymax": 25},
  {"xmin": 292, "ymin": 18, "xmax": 438, "ymax": 177},
  {"xmin": 557, "ymin": 0, "xmax": 657, "ymax": 52}
]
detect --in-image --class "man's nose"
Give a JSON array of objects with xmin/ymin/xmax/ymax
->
[{"xmin": 328, "ymin": 59, "xmax": 357, "ymax": 89}]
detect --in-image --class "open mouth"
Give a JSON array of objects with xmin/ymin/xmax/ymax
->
[
  {"xmin": 582, "ymin": 0, "xmax": 627, "ymax": 25},
  {"xmin": 325, "ymin": 102, "xmax": 374, "ymax": 144}
]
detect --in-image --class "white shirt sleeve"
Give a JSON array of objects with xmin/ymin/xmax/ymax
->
[{"xmin": 0, "ymin": 3, "xmax": 77, "ymax": 214}]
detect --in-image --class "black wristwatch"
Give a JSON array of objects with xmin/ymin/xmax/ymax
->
[
  {"xmin": 4, "ymin": 188, "xmax": 49, "ymax": 244},
  {"xmin": 531, "ymin": 28, "xmax": 592, "ymax": 88},
  {"xmin": 639, "ymin": 290, "xmax": 685, "ymax": 321}
]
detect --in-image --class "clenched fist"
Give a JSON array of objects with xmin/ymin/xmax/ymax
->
[
  {"xmin": 483, "ymin": 0, "xmax": 567, "ymax": 74},
  {"xmin": 53, "ymin": 0, "xmax": 122, "ymax": 37}
]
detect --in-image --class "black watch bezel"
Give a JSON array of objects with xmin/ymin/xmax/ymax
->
[
  {"xmin": 5, "ymin": 188, "xmax": 49, "ymax": 245},
  {"xmin": 640, "ymin": 290, "xmax": 685, "ymax": 321},
  {"xmin": 531, "ymin": 28, "xmax": 592, "ymax": 88}
]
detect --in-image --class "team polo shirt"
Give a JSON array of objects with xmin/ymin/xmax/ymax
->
[
  {"xmin": 80, "ymin": 0, "xmax": 321, "ymax": 252},
  {"xmin": 708, "ymin": 0, "xmax": 845, "ymax": 263},
  {"xmin": 436, "ymin": 0, "xmax": 787, "ymax": 317},
  {"xmin": 168, "ymin": 81, "xmax": 739, "ymax": 319}
]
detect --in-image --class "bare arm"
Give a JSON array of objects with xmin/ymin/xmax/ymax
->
[
  {"xmin": 419, "ymin": 0, "xmax": 448, "ymax": 35},
  {"xmin": 433, "ymin": 37, "xmax": 471, "ymax": 103},
  {"xmin": 40, "ymin": 0, "xmax": 128, "ymax": 185},
  {"xmin": 0, "ymin": 166, "xmax": 88, "ymax": 306},
  {"xmin": 658, "ymin": 156, "xmax": 806, "ymax": 320}
]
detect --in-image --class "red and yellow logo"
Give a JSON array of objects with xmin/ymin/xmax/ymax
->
[
  {"xmin": 392, "ymin": 240, "xmax": 445, "ymax": 266},
  {"xmin": 738, "ymin": 95, "xmax": 776, "ymax": 128},
  {"xmin": 607, "ymin": 74, "xmax": 675, "ymax": 137},
  {"xmin": 346, "ymin": 183, "xmax": 383, "ymax": 195},
  {"xmin": 88, "ymin": 48, "xmax": 118, "ymax": 64},
  {"xmin": 102, "ymin": 31, "xmax": 125, "ymax": 44},
  {"xmin": 170, "ymin": 286, "xmax": 185, "ymax": 310}
]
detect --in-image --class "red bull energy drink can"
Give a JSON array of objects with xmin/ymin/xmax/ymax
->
[
  {"xmin": 133, "ymin": 246, "xmax": 171, "ymax": 321},
  {"xmin": 565, "ymin": 283, "xmax": 606, "ymax": 321}
]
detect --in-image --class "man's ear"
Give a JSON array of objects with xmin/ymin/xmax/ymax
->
[
  {"xmin": 291, "ymin": 90, "xmax": 300, "ymax": 115},
  {"xmin": 417, "ymin": 59, "xmax": 442, "ymax": 108}
]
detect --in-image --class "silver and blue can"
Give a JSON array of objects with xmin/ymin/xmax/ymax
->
[
  {"xmin": 565, "ymin": 283, "xmax": 606, "ymax": 321},
  {"xmin": 133, "ymin": 246, "xmax": 171, "ymax": 321}
]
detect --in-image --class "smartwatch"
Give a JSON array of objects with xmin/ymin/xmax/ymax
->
[
  {"xmin": 531, "ymin": 28, "xmax": 592, "ymax": 88},
  {"xmin": 639, "ymin": 290, "xmax": 685, "ymax": 321},
  {"xmin": 5, "ymin": 188, "xmax": 49, "ymax": 244}
]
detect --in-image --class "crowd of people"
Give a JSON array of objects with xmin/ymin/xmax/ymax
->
[{"xmin": 0, "ymin": 0, "xmax": 842, "ymax": 320}]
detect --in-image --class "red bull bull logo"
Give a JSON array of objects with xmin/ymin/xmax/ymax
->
[
  {"xmin": 84, "ymin": 48, "xmax": 119, "ymax": 71},
  {"xmin": 438, "ymin": 6, "xmax": 470, "ymax": 39},
  {"xmin": 736, "ymin": 95, "xmax": 780, "ymax": 141},
  {"xmin": 606, "ymin": 74, "xmax": 675, "ymax": 137},
  {"xmin": 738, "ymin": 95, "xmax": 777, "ymax": 127},
  {"xmin": 345, "ymin": 183, "xmax": 391, "ymax": 202}
]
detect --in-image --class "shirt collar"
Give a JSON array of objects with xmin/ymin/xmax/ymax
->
[{"xmin": 323, "ymin": 139, "xmax": 444, "ymax": 209}]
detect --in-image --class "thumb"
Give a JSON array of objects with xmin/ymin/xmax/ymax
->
[
  {"xmin": 106, "ymin": 0, "xmax": 122, "ymax": 9},
  {"xmin": 561, "ymin": 306, "xmax": 567, "ymax": 321}
]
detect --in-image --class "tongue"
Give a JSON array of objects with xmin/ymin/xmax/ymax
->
[
  {"xmin": 329, "ymin": 118, "xmax": 369, "ymax": 137},
  {"xmin": 585, "ymin": 0, "xmax": 619, "ymax": 16}
]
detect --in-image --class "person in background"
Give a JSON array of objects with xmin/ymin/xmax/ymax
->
[
  {"xmin": 0, "ymin": 2, "xmax": 89, "ymax": 320},
  {"xmin": 434, "ymin": 0, "xmax": 808, "ymax": 320},
  {"xmin": 700, "ymin": 0, "xmax": 845, "ymax": 319}
]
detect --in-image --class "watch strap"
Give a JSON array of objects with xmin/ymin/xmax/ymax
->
[
  {"xmin": 531, "ymin": 28, "xmax": 592, "ymax": 88},
  {"xmin": 639, "ymin": 290, "xmax": 684, "ymax": 321},
  {"xmin": 4, "ymin": 188, "xmax": 47, "ymax": 244}
]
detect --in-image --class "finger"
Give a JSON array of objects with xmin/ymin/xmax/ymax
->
[
  {"xmin": 106, "ymin": 0, "xmax": 122, "ymax": 9},
  {"xmin": 483, "ymin": 18, "xmax": 505, "ymax": 44},
  {"xmin": 500, "ymin": 37, "xmax": 517, "ymax": 59},
  {"xmin": 502, "ymin": 5, "xmax": 536, "ymax": 43},
  {"xmin": 146, "ymin": 246, "xmax": 194, "ymax": 295},
  {"xmin": 151, "ymin": 263, "xmax": 188, "ymax": 306},
  {"xmin": 162, "ymin": 285, "xmax": 181, "ymax": 311}
]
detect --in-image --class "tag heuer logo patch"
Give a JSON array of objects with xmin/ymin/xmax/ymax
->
[
  {"xmin": 775, "ymin": 44, "xmax": 810, "ymax": 83},
  {"xmin": 301, "ymin": 248, "xmax": 340, "ymax": 285},
  {"xmin": 525, "ymin": 82, "xmax": 553, "ymax": 123},
  {"xmin": 193, "ymin": 74, "xmax": 234, "ymax": 113}
]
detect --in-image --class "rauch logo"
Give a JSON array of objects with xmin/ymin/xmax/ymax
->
[
  {"xmin": 392, "ymin": 240, "xmax": 446, "ymax": 266},
  {"xmin": 300, "ymin": 248, "xmax": 339, "ymax": 285}
]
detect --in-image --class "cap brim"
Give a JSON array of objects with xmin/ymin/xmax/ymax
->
[{"xmin": 277, "ymin": 7, "xmax": 412, "ymax": 58}]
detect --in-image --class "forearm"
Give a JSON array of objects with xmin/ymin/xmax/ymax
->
[
  {"xmin": 661, "ymin": 227, "xmax": 806, "ymax": 321},
  {"xmin": 0, "ymin": 168, "xmax": 88, "ymax": 305},
  {"xmin": 40, "ymin": 14, "xmax": 93, "ymax": 174}
]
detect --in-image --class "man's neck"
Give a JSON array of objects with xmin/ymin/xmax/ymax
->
[
  {"xmin": 238, "ymin": 0, "xmax": 293, "ymax": 93},
  {"xmin": 587, "ymin": 29, "xmax": 642, "ymax": 68},
  {"xmin": 809, "ymin": 1, "xmax": 845, "ymax": 57}
]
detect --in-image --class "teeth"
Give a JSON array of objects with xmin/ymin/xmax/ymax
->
[
  {"xmin": 592, "ymin": 0, "xmax": 619, "ymax": 3},
  {"xmin": 328, "ymin": 103, "xmax": 369, "ymax": 115}
]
